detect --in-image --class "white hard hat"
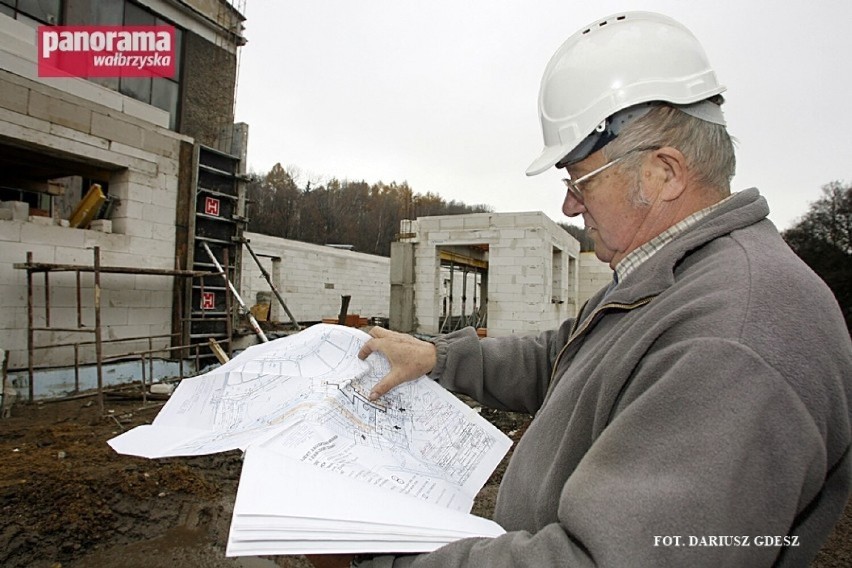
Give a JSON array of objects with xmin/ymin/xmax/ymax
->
[{"xmin": 526, "ymin": 11, "xmax": 726, "ymax": 176}]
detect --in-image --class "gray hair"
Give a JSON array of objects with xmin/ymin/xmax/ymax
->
[{"xmin": 603, "ymin": 104, "xmax": 736, "ymax": 196}]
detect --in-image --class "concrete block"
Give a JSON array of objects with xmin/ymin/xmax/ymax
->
[
  {"xmin": 0, "ymin": 27, "xmax": 37, "ymax": 67},
  {"xmin": 488, "ymin": 214, "xmax": 520, "ymax": 228},
  {"xmin": 22, "ymin": 222, "xmax": 86, "ymax": 248},
  {"xmin": 458, "ymin": 229, "xmax": 498, "ymax": 241},
  {"xmin": 493, "ymin": 284, "xmax": 527, "ymax": 296},
  {"xmin": 142, "ymin": 203, "xmax": 173, "ymax": 223},
  {"xmin": 127, "ymin": 185, "xmax": 154, "ymax": 204},
  {"xmin": 141, "ymin": 129, "xmax": 180, "ymax": 159},
  {"xmin": 109, "ymin": 140, "xmax": 160, "ymax": 164},
  {"xmin": 111, "ymin": 218, "xmax": 152, "ymax": 239},
  {"xmin": 122, "ymin": 96, "xmax": 170, "ymax": 128},
  {"xmin": 1, "ymin": 201, "xmax": 29, "ymax": 220},
  {"xmin": 511, "ymin": 213, "xmax": 547, "ymax": 227},
  {"xmin": 438, "ymin": 217, "xmax": 465, "ymax": 230},
  {"xmin": 517, "ymin": 274, "xmax": 545, "ymax": 285},
  {"xmin": 43, "ymin": 285, "xmax": 84, "ymax": 309},
  {"xmin": 124, "ymin": 169, "xmax": 163, "ymax": 189},
  {"xmin": 0, "ymin": 78, "xmax": 28, "ymax": 114},
  {"xmin": 417, "ymin": 218, "xmax": 441, "ymax": 232},
  {"xmin": 500, "ymin": 229, "xmax": 527, "ymax": 239},
  {"xmin": 135, "ymin": 236, "xmax": 173, "ymax": 259},
  {"xmin": 462, "ymin": 215, "xmax": 492, "ymax": 230},
  {"xmin": 27, "ymin": 215, "xmax": 55, "ymax": 226},
  {"xmin": 106, "ymin": 287, "xmax": 151, "ymax": 309},
  {"xmin": 157, "ymin": 173, "xmax": 179, "ymax": 194},
  {"xmin": 494, "ymin": 247, "xmax": 528, "ymax": 258},
  {"xmin": 112, "ymin": 199, "xmax": 146, "ymax": 219},
  {"xmin": 514, "ymin": 238, "xmax": 548, "ymax": 248},
  {"xmin": 157, "ymin": 156, "xmax": 180, "ymax": 177},
  {"xmin": 0, "ymin": 92, "xmax": 55, "ymax": 130},
  {"xmin": 0, "ymin": 48, "xmax": 37, "ymax": 82},
  {"xmin": 0, "ymin": 284, "xmax": 25, "ymax": 308},
  {"xmin": 133, "ymin": 273, "xmax": 172, "ymax": 292},
  {"xmin": 28, "ymin": 90, "xmax": 92, "ymax": 133},
  {"xmin": 82, "ymin": 238, "xmax": 132, "ymax": 262},
  {"xmin": 426, "ymin": 231, "xmax": 450, "ymax": 242},
  {"xmin": 148, "ymin": 222, "xmax": 174, "ymax": 245},
  {"xmin": 105, "ymin": 324, "xmax": 150, "ymax": 343},
  {"xmin": 0, "ymin": 28, "xmax": 116, "ymax": 113},
  {"xmin": 91, "ymin": 112, "xmax": 144, "ymax": 148},
  {"xmin": 99, "ymin": 306, "xmax": 129, "ymax": 327},
  {"xmin": 0, "ymin": 243, "xmax": 29, "ymax": 268},
  {"xmin": 90, "ymin": 220, "xmax": 112, "ymax": 233}
]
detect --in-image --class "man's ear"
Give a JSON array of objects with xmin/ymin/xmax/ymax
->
[{"xmin": 650, "ymin": 146, "xmax": 688, "ymax": 201}]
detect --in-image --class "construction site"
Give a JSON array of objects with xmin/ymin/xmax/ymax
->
[{"xmin": 0, "ymin": 1, "xmax": 848, "ymax": 567}]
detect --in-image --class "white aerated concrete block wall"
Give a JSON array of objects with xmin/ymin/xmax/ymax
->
[
  {"xmin": 408, "ymin": 212, "xmax": 580, "ymax": 337},
  {"xmin": 578, "ymin": 251, "xmax": 614, "ymax": 308},
  {"xmin": 241, "ymin": 233, "xmax": 390, "ymax": 323},
  {"xmin": 0, "ymin": 16, "xmax": 188, "ymax": 373}
]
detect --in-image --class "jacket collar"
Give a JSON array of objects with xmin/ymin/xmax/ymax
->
[{"xmin": 591, "ymin": 188, "xmax": 770, "ymax": 307}]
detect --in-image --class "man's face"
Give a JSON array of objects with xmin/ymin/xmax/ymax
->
[{"xmin": 561, "ymin": 149, "xmax": 654, "ymax": 268}]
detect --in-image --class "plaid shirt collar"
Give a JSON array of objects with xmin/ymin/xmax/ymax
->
[{"xmin": 613, "ymin": 194, "xmax": 735, "ymax": 283}]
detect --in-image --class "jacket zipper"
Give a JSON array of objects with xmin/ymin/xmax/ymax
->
[{"xmin": 545, "ymin": 296, "xmax": 656, "ymax": 400}]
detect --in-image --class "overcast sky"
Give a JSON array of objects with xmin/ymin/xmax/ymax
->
[{"xmin": 233, "ymin": 0, "xmax": 851, "ymax": 231}]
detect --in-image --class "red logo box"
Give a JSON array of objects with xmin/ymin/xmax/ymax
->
[{"xmin": 38, "ymin": 25, "xmax": 176, "ymax": 78}]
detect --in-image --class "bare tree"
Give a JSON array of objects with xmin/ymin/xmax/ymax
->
[
  {"xmin": 247, "ymin": 166, "xmax": 495, "ymax": 256},
  {"xmin": 783, "ymin": 181, "xmax": 852, "ymax": 332}
]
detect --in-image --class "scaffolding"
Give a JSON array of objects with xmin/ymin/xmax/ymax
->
[{"xmin": 14, "ymin": 246, "xmax": 220, "ymax": 414}]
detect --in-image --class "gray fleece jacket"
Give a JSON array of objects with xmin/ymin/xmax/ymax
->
[{"xmin": 359, "ymin": 188, "xmax": 852, "ymax": 568}]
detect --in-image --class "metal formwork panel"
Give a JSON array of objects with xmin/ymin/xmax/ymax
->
[{"xmin": 185, "ymin": 144, "xmax": 247, "ymax": 358}]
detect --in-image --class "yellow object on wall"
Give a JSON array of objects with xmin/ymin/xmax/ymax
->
[{"xmin": 68, "ymin": 184, "xmax": 106, "ymax": 229}]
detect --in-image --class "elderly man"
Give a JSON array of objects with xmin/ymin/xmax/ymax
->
[{"xmin": 310, "ymin": 11, "xmax": 852, "ymax": 568}]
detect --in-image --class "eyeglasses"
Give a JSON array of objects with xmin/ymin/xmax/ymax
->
[{"xmin": 561, "ymin": 145, "xmax": 660, "ymax": 203}]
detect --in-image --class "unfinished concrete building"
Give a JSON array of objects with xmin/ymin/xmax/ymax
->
[
  {"xmin": 0, "ymin": 0, "xmax": 250, "ymax": 398},
  {"xmin": 390, "ymin": 212, "xmax": 581, "ymax": 337}
]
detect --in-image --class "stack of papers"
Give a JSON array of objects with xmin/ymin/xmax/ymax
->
[{"xmin": 109, "ymin": 324, "xmax": 511, "ymax": 556}]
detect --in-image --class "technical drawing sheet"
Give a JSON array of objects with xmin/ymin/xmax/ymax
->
[{"xmin": 109, "ymin": 324, "xmax": 512, "ymax": 513}]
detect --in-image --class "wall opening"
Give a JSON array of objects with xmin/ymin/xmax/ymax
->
[
  {"xmin": 0, "ymin": 140, "xmax": 118, "ymax": 228},
  {"xmin": 552, "ymin": 246, "xmax": 564, "ymax": 304},
  {"xmin": 437, "ymin": 245, "xmax": 489, "ymax": 333}
]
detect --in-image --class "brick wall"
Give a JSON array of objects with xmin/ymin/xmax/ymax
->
[{"xmin": 179, "ymin": 32, "xmax": 237, "ymax": 149}]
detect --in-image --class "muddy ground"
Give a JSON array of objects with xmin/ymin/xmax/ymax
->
[{"xmin": 0, "ymin": 389, "xmax": 849, "ymax": 568}]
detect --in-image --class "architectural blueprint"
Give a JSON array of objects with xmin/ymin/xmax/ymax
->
[{"xmin": 109, "ymin": 324, "xmax": 512, "ymax": 520}]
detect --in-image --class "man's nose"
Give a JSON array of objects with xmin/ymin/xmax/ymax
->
[{"xmin": 562, "ymin": 190, "xmax": 585, "ymax": 217}]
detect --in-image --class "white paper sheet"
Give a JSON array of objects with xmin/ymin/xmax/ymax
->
[
  {"xmin": 108, "ymin": 324, "xmax": 511, "ymax": 555},
  {"xmin": 226, "ymin": 446, "xmax": 505, "ymax": 556}
]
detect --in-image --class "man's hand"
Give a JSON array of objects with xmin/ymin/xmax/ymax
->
[
  {"xmin": 359, "ymin": 327, "xmax": 437, "ymax": 400},
  {"xmin": 305, "ymin": 554, "xmax": 355, "ymax": 568}
]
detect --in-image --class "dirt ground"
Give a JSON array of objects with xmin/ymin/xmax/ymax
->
[{"xmin": 0, "ymin": 390, "xmax": 849, "ymax": 568}]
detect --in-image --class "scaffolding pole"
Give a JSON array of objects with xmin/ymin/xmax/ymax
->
[
  {"xmin": 201, "ymin": 242, "xmax": 268, "ymax": 343},
  {"xmin": 16, "ymin": 252, "xmax": 218, "ymax": 410},
  {"xmin": 242, "ymin": 239, "xmax": 301, "ymax": 330}
]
